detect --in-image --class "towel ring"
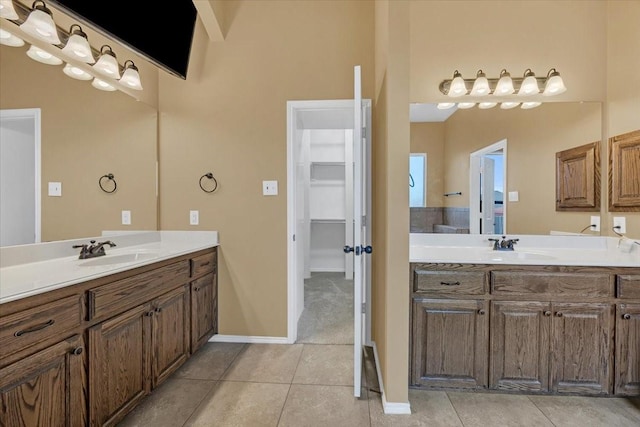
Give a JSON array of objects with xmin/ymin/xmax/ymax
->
[
  {"xmin": 99, "ymin": 173, "xmax": 117, "ymax": 193},
  {"xmin": 199, "ymin": 172, "xmax": 218, "ymax": 193}
]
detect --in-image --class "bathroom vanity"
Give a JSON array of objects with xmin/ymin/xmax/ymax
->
[
  {"xmin": 409, "ymin": 234, "xmax": 640, "ymax": 397},
  {"xmin": 0, "ymin": 231, "xmax": 219, "ymax": 426}
]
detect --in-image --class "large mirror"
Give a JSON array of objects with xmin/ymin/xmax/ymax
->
[
  {"xmin": 0, "ymin": 43, "xmax": 158, "ymax": 245},
  {"xmin": 410, "ymin": 102, "xmax": 602, "ymax": 235}
]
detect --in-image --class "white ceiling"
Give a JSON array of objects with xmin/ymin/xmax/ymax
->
[{"xmin": 410, "ymin": 103, "xmax": 458, "ymax": 122}]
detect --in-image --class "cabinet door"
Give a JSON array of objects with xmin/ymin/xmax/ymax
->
[
  {"xmin": 152, "ymin": 285, "xmax": 190, "ymax": 387},
  {"xmin": 191, "ymin": 272, "xmax": 217, "ymax": 353},
  {"xmin": 0, "ymin": 335, "xmax": 85, "ymax": 427},
  {"xmin": 490, "ymin": 301, "xmax": 551, "ymax": 392},
  {"xmin": 411, "ymin": 298, "xmax": 488, "ymax": 389},
  {"xmin": 615, "ymin": 303, "xmax": 640, "ymax": 395},
  {"xmin": 89, "ymin": 304, "xmax": 151, "ymax": 427},
  {"xmin": 551, "ymin": 302, "xmax": 613, "ymax": 395}
]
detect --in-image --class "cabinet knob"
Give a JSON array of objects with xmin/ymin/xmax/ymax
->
[
  {"xmin": 71, "ymin": 347, "xmax": 83, "ymax": 356},
  {"xmin": 155, "ymin": 307, "xmax": 162, "ymax": 313},
  {"xmin": 623, "ymin": 313, "xmax": 631, "ymax": 320},
  {"xmin": 146, "ymin": 310, "xmax": 155, "ymax": 317},
  {"xmin": 194, "ymin": 287, "xmax": 200, "ymax": 292},
  {"xmin": 544, "ymin": 310, "xmax": 552, "ymax": 317},
  {"xmin": 478, "ymin": 309, "xmax": 486, "ymax": 315},
  {"xmin": 555, "ymin": 312, "xmax": 563, "ymax": 317}
]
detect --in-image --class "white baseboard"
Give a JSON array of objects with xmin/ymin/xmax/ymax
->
[
  {"xmin": 209, "ymin": 335, "xmax": 290, "ymax": 344},
  {"xmin": 371, "ymin": 342, "xmax": 412, "ymax": 415}
]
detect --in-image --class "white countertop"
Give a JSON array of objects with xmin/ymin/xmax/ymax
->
[
  {"xmin": 0, "ymin": 231, "xmax": 219, "ymax": 304},
  {"xmin": 410, "ymin": 233, "xmax": 640, "ymax": 267}
]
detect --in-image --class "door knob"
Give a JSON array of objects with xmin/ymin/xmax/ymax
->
[
  {"xmin": 361, "ymin": 245, "xmax": 373, "ymax": 254},
  {"xmin": 343, "ymin": 246, "xmax": 354, "ymax": 254}
]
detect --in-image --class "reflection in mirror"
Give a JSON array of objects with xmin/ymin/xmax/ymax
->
[
  {"xmin": 410, "ymin": 102, "xmax": 602, "ymax": 235},
  {"xmin": 0, "ymin": 43, "xmax": 158, "ymax": 245}
]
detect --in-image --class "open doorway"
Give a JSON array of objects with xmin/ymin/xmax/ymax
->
[{"xmin": 470, "ymin": 139, "xmax": 507, "ymax": 235}]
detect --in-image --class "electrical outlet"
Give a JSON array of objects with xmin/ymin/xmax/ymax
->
[
  {"xmin": 590, "ymin": 216, "xmax": 600, "ymax": 232},
  {"xmin": 190, "ymin": 210, "xmax": 199, "ymax": 225},
  {"xmin": 263, "ymin": 180, "xmax": 278, "ymax": 196},
  {"xmin": 121, "ymin": 210, "xmax": 131, "ymax": 225},
  {"xmin": 613, "ymin": 216, "xmax": 626, "ymax": 234}
]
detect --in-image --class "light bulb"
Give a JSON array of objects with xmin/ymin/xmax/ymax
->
[
  {"xmin": 521, "ymin": 101, "xmax": 542, "ymax": 109},
  {"xmin": 63, "ymin": 63, "xmax": 92, "ymax": 80},
  {"xmin": 495, "ymin": 69, "xmax": 514, "ymax": 95},
  {"xmin": 61, "ymin": 25, "xmax": 95, "ymax": 63},
  {"xmin": 457, "ymin": 102, "xmax": 475, "ymax": 109},
  {"xmin": 517, "ymin": 69, "xmax": 540, "ymax": 96},
  {"xmin": 26, "ymin": 45, "xmax": 62, "ymax": 65},
  {"xmin": 93, "ymin": 45, "xmax": 121, "ymax": 78},
  {"xmin": 543, "ymin": 69, "xmax": 566, "ymax": 96},
  {"xmin": 19, "ymin": 1, "xmax": 61, "ymax": 45},
  {"xmin": 437, "ymin": 102, "xmax": 455, "ymax": 110},
  {"xmin": 119, "ymin": 61, "xmax": 143, "ymax": 90},
  {"xmin": 448, "ymin": 70, "xmax": 467, "ymax": 97},
  {"xmin": 478, "ymin": 102, "xmax": 497, "ymax": 109},
  {"xmin": 500, "ymin": 102, "xmax": 520, "ymax": 110},
  {"xmin": 92, "ymin": 77, "xmax": 116, "ymax": 91},
  {"xmin": 470, "ymin": 70, "xmax": 490, "ymax": 96}
]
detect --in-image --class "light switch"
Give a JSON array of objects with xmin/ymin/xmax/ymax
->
[
  {"xmin": 48, "ymin": 182, "xmax": 62, "ymax": 197},
  {"xmin": 121, "ymin": 210, "xmax": 131, "ymax": 225},
  {"xmin": 508, "ymin": 191, "xmax": 519, "ymax": 202},
  {"xmin": 190, "ymin": 210, "xmax": 199, "ymax": 225},
  {"xmin": 263, "ymin": 180, "xmax": 278, "ymax": 196}
]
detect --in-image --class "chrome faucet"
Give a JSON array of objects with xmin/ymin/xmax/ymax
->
[
  {"xmin": 72, "ymin": 240, "xmax": 117, "ymax": 259},
  {"xmin": 488, "ymin": 236, "xmax": 519, "ymax": 251}
]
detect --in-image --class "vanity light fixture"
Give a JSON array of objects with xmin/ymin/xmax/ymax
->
[
  {"xmin": 457, "ymin": 102, "xmax": 476, "ymax": 109},
  {"xmin": 26, "ymin": 44, "xmax": 61, "ymax": 65},
  {"xmin": 500, "ymin": 101, "xmax": 520, "ymax": 110},
  {"xmin": 0, "ymin": 0, "xmax": 19, "ymax": 20},
  {"xmin": 478, "ymin": 101, "xmax": 497, "ymax": 109},
  {"xmin": 436, "ymin": 102, "xmax": 456, "ymax": 110},
  {"xmin": 521, "ymin": 101, "xmax": 542, "ymax": 109},
  {"xmin": 494, "ymin": 69, "xmax": 514, "ymax": 96},
  {"xmin": 448, "ymin": 70, "xmax": 467, "ymax": 97},
  {"xmin": 543, "ymin": 68, "xmax": 567, "ymax": 96},
  {"xmin": 92, "ymin": 45, "xmax": 120, "ymax": 78},
  {"xmin": 517, "ymin": 69, "xmax": 539, "ymax": 96},
  {"xmin": 470, "ymin": 70, "xmax": 490, "ymax": 96},
  {"xmin": 19, "ymin": 0, "xmax": 60, "ymax": 45},
  {"xmin": 61, "ymin": 24, "xmax": 94, "ymax": 63},
  {"xmin": 91, "ymin": 77, "xmax": 116, "ymax": 91},
  {"xmin": 63, "ymin": 63, "xmax": 92, "ymax": 80},
  {"xmin": 119, "ymin": 60, "xmax": 143, "ymax": 90},
  {"xmin": 0, "ymin": 28, "xmax": 24, "ymax": 46}
]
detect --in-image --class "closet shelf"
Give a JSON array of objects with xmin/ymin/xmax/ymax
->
[
  {"xmin": 311, "ymin": 161, "xmax": 345, "ymax": 166},
  {"xmin": 310, "ymin": 218, "xmax": 345, "ymax": 223},
  {"xmin": 310, "ymin": 179, "xmax": 345, "ymax": 186}
]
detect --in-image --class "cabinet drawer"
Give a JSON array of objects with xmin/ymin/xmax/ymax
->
[
  {"xmin": 87, "ymin": 260, "xmax": 190, "ymax": 320},
  {"xmin": 191, "ymin": 250, "xmax": 216, "ymax": 278},
  {"xmin": 617, "ymin": 275, "xmax": 640, "ymax": 299},
  {"xmin": 413, "ymin": 270, "xmax": 487, "ymax": 295},
  {"xmin": 0, "ymin": 294, "xmax": 83, "ymax": 359},
  {"xmin": 491, "ymin": 271, "xmax": 613, "ymax": 297}
]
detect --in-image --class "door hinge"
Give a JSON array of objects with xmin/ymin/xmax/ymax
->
[
  {"xmin": 361, "ymin": 303, "xmax": 366, "ymax": 314},
  {"xmin": 362, "ymin": 127, "xmax": 367, "ymax": 138},
  {"xmin": 293, "ymin": 234, "xmax": 296, "ymax": 242},
  {"xmin": 362, "ymin": 215, "xmax": 366, "ymax": 226}
]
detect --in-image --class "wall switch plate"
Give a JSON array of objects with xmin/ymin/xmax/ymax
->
[
  {"xmin": 590, "ymin": 216, "xmax": 600, "ymax": 232},
  {"xmin": 190, "ymin": 210, "xmax": 199, "ymax": 225},
  {"xmin": 263, "ymin": 180, "xmax": 278, "ymax": 196},
  {"xmin": 613, "ymin": 216, "xmax": 626, "ymax": 234},
  {"xmin": 121, "ymin": 210, "xmax": 131, "ymax": 225},
  {"xmin": 48, "ymin": 182, "xmax": 62, "ymax": 197},
  {"xmin": 508, "ymin": 191, "xmax": 519, "ymax": 202}
]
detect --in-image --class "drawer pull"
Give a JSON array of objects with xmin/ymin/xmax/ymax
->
[
  {"xmin": 477, "ymin": 309, "xmax": 486, "ymax": 315},
  {"xmin": 71, "ymin": 347, "xmax": 83, "ymax": 356},
  {"xmin": 623, "ymin": 313, "xmax": 631, "ymax": 320},
  {"xmin": 555, "ymin": 312, "xmax": 563, "ymax": 317},
  {"xmin": 440, "ymin": 281, "xmax": 460, "ymax": 286},
  {"xmin": 194, "ymin": 287, "xmax": 200, "ymax": 292},
  {"xmin": 155, "ymin": 307, "xmax": 162, "ymax": 313},
  {"xmin": 146, "ymin": 311, "xmax": 155, "ymax": 317},
  {"xmin": 544, "ymin": 310, "xmax": 552, "ymax": 317},
  {"xmin": 14, "ymin": 319, "xmax": 55, "ymax": 337},
  {"xmin": 199, "ymin": 261, "xmax": 211, "ymax": 267}
]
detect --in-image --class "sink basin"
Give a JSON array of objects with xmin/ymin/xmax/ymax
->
[
  {"xmin": 79, "ymin": 252, "xmax": 157, "ymax": 267},
  {"xmin": 483, "ymin": 251, "xmax": 556, "ymax": 262}
]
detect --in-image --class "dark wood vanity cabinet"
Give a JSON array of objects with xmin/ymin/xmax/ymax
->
[
  {"xmin": 0, "ymin": 247, "xmax": 218, "ymax": 427},
  {"xmin": 615, "ymin": 303, "xmax": 640, "ymax": 395}
]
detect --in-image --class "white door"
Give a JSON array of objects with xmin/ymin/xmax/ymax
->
[
  {"xmin": 481, "ymin": 156, "xmax": 495, "ymax": 234},
  {"xmin": 0, "ymin": 109, "xmax": 41, "ymax": 246}
]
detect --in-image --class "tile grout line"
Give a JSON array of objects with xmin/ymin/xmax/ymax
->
[
  {"xmin": 217, "ymin": 342, "xmax": 249, "ymax": 381},
  {"xmin": 275, "ymin": 343, "xmax": 306, "ymax": 426},
  {"xmin": 526, "ymin": 395, "xmax": 559, "ymax": 427},
  {"xmin": 444, "ymin": 392, "xmax": 467, "ymax": 427}
]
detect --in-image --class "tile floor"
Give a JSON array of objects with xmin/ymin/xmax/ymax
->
[{"xmin": 119, "ymin": 342, "xmax": 640, "ymax": 427}]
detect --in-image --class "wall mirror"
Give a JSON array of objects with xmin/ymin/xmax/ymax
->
[
  {"xmin": 410, "ymin": 101, "xmax": 602, "ymax": 236},
  {"xmin": 0, "ymin": 43, "xmax": 158, "ymax": 246}
]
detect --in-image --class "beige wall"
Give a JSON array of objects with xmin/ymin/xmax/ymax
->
[
  {"xmin": 410, "ymin": 122, "xmax": 445, "ymax": 207},
  {"xmin": 0, "ymin": 44, "xmax": 158, "ymax": 241},
  {"xmin": 158, "ymin": 0, "xmax": 374, "ymax": 338},
  {"xmin": 372, "ymin": 0, "xmax": 411, "ymax": 405},
  {"xmin": 605, "ymin": 0, "xmax": 640, "ymax": 238}
]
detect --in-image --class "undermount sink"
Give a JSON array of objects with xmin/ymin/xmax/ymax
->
[
  {"xmin": 79, "ymin": 252, "xmax": 158, "ymax": 267},
  {"xmin": 483, "ymin": 251, "xmax": 556, "ymax": 261}
]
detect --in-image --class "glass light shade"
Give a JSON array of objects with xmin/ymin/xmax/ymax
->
[
  {"xmin": 63, "ymin": 63, "xmax": 92, "ymax": 80},
  {"xmin": 448, "ymin": 71, "xmax": 467, "ymax": 97},
  {"xmin": 457, "ymin": 102, "xmax": 475, "ymax": 109},
  {"xmin": 518, "ymin": 74, "xmax": 540, "ymax": 96},
  {"xmin": 93, "ymin": 46, "xmax": 120, "ymax": 78},
  {"xmin": 500, "ymin": 102, "xmax": 520, "ymax": 110},
  {"xmin": 543, "ymin": 74, "xmax": 566, "ymax": 96},
  {"xmin": 19, "ymin": 3, "xmax": 61, "ymax": 45},
  {"xmin": 61, "ymin": 27, "xmax": 95, "ymax": 63},
  {"xmin": 478, "ymin": 102, "xmax": 497, "ymax": 109},
  {"xmin": 120, "ymin": 64, "xmax": 143, "ymax": 90},
  {"xmin": 92, "ymin": 77, "xmax": 116, "ymax": 91},
  {"xmin": 470, "ymin": 71, "xmax": 490, "ymax": 96},
  {"xmin": 0, "ymin": 0, "xmax": 19, "ymax": 20},
  {"xmin": 436, "ymin": 102, "xmax": 455, "ymax": 110},
  {"xmin": 0, "ymin": 28, "xmax": 24, "ymax": 47},
  {"xmin": 495, "ymin": 75, "xmax": 515, "ymax": 95},
  {"xmin": 26, "ymin": 45, "xmax": 62, "ymax": 65},
  {"xmin": 521, "ymin": 101, "xmax": 542, "ymax": 110}
]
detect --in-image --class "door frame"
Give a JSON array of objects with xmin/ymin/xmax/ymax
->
[
  {"xmin": 469, "ymin": 139, "xmax": 507, "ymax": 235},
  {"xmin": 0, "ymin": 108, "xmax": 41, "ymax": 245},
  {"xmin": 286, "ymin": 99, "xmax": 372, "ymax": 345}
]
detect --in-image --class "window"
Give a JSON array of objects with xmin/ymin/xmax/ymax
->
[{"xmin": 409, "ymin": 153, "xmax": 427, "ymax": 207}]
